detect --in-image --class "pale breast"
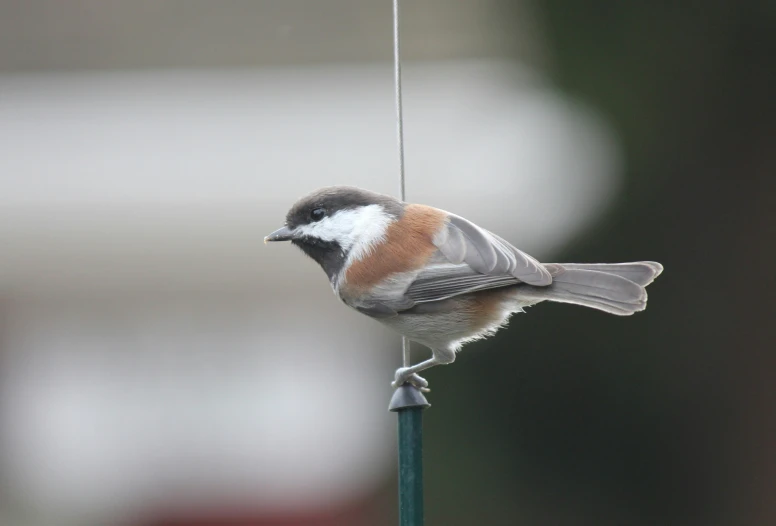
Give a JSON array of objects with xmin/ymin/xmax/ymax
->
[{"xmin": 379, "ymin": 286, "xmax": 527, "ymax": 351}]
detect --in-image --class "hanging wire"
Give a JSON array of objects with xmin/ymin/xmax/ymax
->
[
  {"xmin": 392, "ymin": 0, "xmax": 411, "ymax": 369},
  {"xmin": 393, "ymin": 0, "xmax": 406, "ymax": 202}
]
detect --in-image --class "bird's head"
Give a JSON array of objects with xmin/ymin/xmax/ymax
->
[{"xmin": 265, "ymin": 186, "xmax": 403, "ymax": 282}]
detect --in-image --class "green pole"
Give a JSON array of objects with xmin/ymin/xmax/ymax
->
[{"xmin": 390, "ymin": 385, "xmax": 430, "ymax": 526}]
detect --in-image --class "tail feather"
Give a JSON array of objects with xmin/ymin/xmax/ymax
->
[
  {"xmin": 554, "ymin": 262, "xmax": 663, "ymax": 286},
  {"xmin": 540, "ymin": 288, "xmax": 644, "ymax": 316},
  {"xmin": 522, "ymin": 261, "xmax": 662, "ymax": 316}
]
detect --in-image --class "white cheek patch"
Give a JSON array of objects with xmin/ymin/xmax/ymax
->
[{"xmin": 294, "ymin": 204, "xmax": 393, "ymax": 262}]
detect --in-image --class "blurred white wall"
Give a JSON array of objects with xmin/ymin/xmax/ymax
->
[{"xmin": 0, "ymin": 62, "xmax": 618, "ymax": 294}]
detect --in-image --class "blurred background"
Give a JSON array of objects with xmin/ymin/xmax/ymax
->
[{"xmin": 0, "ymin": 1, "xmax": 773, "ymax": 525}]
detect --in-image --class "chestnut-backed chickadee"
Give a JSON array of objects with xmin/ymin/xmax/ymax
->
[{"xmin": 265, "ymin": 186, "xmax": 663, "ymax": 390}]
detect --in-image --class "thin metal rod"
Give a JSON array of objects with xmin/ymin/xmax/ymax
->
[
  {"xmin": 402, "ymin": 337, "xmax": 411, "ymax": 368},
  {"xmin": 393, "ymin": 0, "xmax": 406, "ymax": 204},
  {"xmin": 391, "ymin": 3, "xmax": 427, "ymax": 523},
  {"xmin": 392, "ymin": 0, "xmax": 411, "ymax": 369}
]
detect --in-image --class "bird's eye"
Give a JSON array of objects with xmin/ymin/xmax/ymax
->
[{"xmin": 310, "ymin": 208, "xmax": 326, "ymax": 222}]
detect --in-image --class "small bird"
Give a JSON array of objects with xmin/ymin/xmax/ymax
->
[{"xmin": 265, "ymin": 186, "xmax": 663, "ymax": 390}]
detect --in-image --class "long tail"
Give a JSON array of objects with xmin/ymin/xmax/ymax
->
[{"xmin": 522, "ymin": 262, "xmax": 664, "ymax": 316}]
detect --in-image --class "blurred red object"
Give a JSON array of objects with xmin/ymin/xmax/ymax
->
[{"xmin": 142, "ymin": 500, "xmax": 374, "ymax": 526}]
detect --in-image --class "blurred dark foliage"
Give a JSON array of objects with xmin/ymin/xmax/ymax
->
[{"xmin": 420, "ymin": 1, "xmax": 776, "ymax": 525}]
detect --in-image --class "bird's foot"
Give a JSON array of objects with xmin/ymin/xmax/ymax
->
[{"xmin": 391, "ymin": 367, "xmax": 430, "ymax": 392}]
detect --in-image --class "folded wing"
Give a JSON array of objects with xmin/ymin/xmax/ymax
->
[{"xmin": 404, "ymin": 213, "xmax": 553, "ymax": 304}]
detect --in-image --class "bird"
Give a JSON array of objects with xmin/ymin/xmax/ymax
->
[{"xmin": 265, "ymin": 186, "xmax": 663, "ymax": 391}]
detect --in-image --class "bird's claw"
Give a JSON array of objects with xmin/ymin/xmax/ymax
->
[{"xmin": 391, "ymin": 368, "xmax": 430, "ymax": 392}]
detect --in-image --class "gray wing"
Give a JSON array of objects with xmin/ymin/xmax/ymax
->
[
  {"xmin": 436, "ymin": 214, "xmax": 552, "ymax": 285},
  {"xmin": 404, "ymin": 213, "xmax": 553, "ymax": 304},
  {"xmin": 404, "ymin": 263, "xmax": 519, "ymax": 303}
]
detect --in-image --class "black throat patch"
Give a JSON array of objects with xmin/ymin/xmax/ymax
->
[{"xmin": 292, "ymin": 237, "xmax": 347, "ymax": 284}]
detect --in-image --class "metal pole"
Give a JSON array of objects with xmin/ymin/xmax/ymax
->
[
  {"xmin": 390, "ymin": 2, "xmax": 430, "ymax": 524},
  {"xmin": 390, "ymin": 386, "xmax": 430, "ymax": 526}
]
